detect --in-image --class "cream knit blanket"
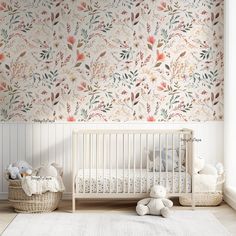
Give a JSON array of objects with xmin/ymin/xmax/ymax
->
[{"xmin": 21, "ymin": 176, "xmax": 65, "ymax": 196}]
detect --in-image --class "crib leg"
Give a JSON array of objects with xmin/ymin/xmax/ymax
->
[
  {"xmin": 191, "ymin": 193, "xmax": 195, "ymax": 210},
  {"xmin": 72, "ymin": 196, "xmax": 76, "ymax": 213}
]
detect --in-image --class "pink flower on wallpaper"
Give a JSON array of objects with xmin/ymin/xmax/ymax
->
[
  {"xmin": 157, "ymin": 82, "xmax": 167, "ymax": 90},
  {"xmin": 147, "ymin": 116, "xmax": 156, "ymax": 122},
  {"xmin": 147, "ymin": 35, "xmax": 155, "ymax": 45},
  {"xmin": 78, "ymin": 2, "xmax": 87, "ymax": 11},
  {"xmin": 78, "ymin": 82, "xmax": 87, "ymax": 91},
  {"xmin": 67, "ymin": 35, "xmax": 76, "ymax": 45},
  {"xmin": 0, "ymin": 82, "xmax": 6, "ymax": 91},
  {"xmin": 157, "ymin": 51, "xmax": 165, "ymax": 61},
  {"xmin": 0, "ymin": 3, "xmax": 6, "ymax": 11},
  {"xmin": 158, "ymin": 2, "xmax": 167, "ymax": 10},
  {"xmin": 67, "ymin": 116, "xmax": 76, "ymax": 122},
  {"xmin": 77, "ymin": 52, "xmax": 85, "ymax": 61},
  {"xmin": 0, "ymin": 53, "xmax": 5, "ymax": 62}
]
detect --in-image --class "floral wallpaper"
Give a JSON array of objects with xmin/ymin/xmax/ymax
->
[{"xmin": 0, "ymin": 0, "xmax": 224, "ymax": 122}]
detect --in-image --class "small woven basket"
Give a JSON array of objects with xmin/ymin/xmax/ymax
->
[
  {"xmin": 179, "ymin": 192, "xmax": 223, "ymax": 207},
  {"xmin": 8, "ymin": 180, "xmax": 62, "ymax": 213}
]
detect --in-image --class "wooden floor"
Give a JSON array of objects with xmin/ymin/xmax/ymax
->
[{"xmin": 1, "ymin": 199, "xmax": 236, "ymax": 235}]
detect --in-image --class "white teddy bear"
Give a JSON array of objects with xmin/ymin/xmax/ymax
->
[{"xmin": 136, "ymin": 185, "xmax": 173, "ymax": 218}]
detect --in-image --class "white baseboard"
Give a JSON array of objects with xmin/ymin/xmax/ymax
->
[
  {"xmin": 0, "ymin": 193, "xmax": 8, "ymax": 200},
  {"xmin": 224, "ymin": 186, "xmax": 236, "ymax": 210}
]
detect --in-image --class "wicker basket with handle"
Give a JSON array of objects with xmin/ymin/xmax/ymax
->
[
  {"xmin": 8, "ymin": 180, "xmax": 62, "ymax": 213},
  {"xmin": 179, "ymin": 192, "xmax": 223, "ymax": 206}
]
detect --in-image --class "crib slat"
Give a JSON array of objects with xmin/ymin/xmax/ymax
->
[
  {"xmin": 83, "ymin": 134, "xmax": 85, "ymax": 193},
  {"xmin": 146, "ymin": 134, "xmax": 148, "ymax": 193},
  {"xmin": 159, "ymin": 135, "xmax": 161, "ymax": 185},
  {"xmin": 140, "ymin": 134, "xmax": 142, "ymax": 194},
  {"xmin": 185, "ymin": 134, "xmax": 188, "ymax": 193},
  {"xmin": 89, "ymin": 134, "xmax": 92, "ymax": 194},
  {"xmin": 128, "ymin": 134, "xmax": 130, "ymax": 194},
  {"xmin": 96, "ymin": 134, "xmax": 98, "ymax": 193},
  {"xmin": 172, "ymin": 134, "xmax": 174, "ymax": 193},
  {"xmin": 109, "ymin": 134, "xmax": 111, "ymax": 193},
  {"xmin": 166, "ymin": 134, "xmax": 168, "ymax": 189},
  {"xmin": 133, "ymin": 134, "xmax": 135, "ymax": 194},
  {"xmin": 103, "ymin": 134, "xmax": 105, "ymax": 194},
  {"xmin": 179, "ymin": 133, "xmax": 181, "ymax": 193},
  {"xmin": 116, "ymin": 134, "xmax": 118, "ymax": 194},
  {"xmin": 123, "ymin": 134, "xmax": 125, "ymax": 193},
  {"xmin": 153, "ymin": 134, "xmax": 155, "ymax": 186}
]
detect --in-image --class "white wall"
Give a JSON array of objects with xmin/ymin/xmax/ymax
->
[
  {"xmin": 0, "ymin": 121, "xmax": 223, "ymax": 199},
  {"xmin": 224, "ymin": 0, "xmax": 236, "ymax": 210}
]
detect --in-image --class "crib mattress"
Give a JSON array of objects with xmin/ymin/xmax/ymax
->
[{"xmin": 75, "ymin": 169, "xmax": 191, "ymax": 194}]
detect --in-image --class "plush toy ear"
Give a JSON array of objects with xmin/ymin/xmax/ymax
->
[{"xmin": 51, "ymin": 163, "xmax": 63, "ymax": 176}]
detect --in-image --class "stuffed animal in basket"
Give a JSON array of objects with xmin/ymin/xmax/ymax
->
[
  {"xmin": 6, "ymin": 161, "xmax": 32, "ymax": 180},
  {"xmin": 136, "ymin": 185, "xmax": 173, "ymax": 218},
  {"xmin": 35, "ymin": 163, "xmax": 63, "ymax": 177}
]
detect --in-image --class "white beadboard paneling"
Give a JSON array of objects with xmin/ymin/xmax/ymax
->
[
  {"xmin": 2, "ymin": 124, "xmax": 10, "ymax": 192},
  {"xmin": 48, "ymin": 123, "xmax": 56, "ymax": 164},
  {"xmin": 32, "ymin": 124, "xmax": 41, "ymax": 168},
  {"xmin": 25, "ymin": 124, "xmax": 33, "ymax": 165},
  {"xmin": 10, "ymin": 124, "xmax": 18, "ymax": 163},
  {"xmin": 40, "ymin": 124, "xmax": 49, "ymax": 166},
  {"xmin": 0, "ymin": 124, "xmax": 2, "ymax": 192},
  {"xmin": 0, "ymin": 122, "xmax": 224, "ymax": 199},
  {"xmin": 17, "ymin": 124, "xmax": 26, "ymax": 162}
]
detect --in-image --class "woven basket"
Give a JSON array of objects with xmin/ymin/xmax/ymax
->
[
  {"xmin": 179, "ymin": 192, "xmax": 223, "ymax": 207},
  {"xmin": 8, "ymin": 180, "xmax": 62, "ymax": 213}
]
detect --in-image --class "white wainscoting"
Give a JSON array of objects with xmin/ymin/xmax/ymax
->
[{"xmin": 0, "ymin": 121, "xmax": 223, "ymax": 199}]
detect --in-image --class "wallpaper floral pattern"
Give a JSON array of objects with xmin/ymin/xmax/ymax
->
[{"xmin": 0, "ymin": 0, "xmax": 224, "ymax": 122}]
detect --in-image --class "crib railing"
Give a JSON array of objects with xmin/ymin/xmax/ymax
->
[{"xmin": 72, "ymin": 129, "xmax": 194, "ymax": 211}]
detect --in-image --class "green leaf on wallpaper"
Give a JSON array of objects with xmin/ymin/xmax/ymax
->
[
  {"xmin": 9, "ymin": 15, "xmax": 20, "ymax": 25},
  {"xmin": 101, "ymin": 23, "xmax": 112, "ymax": 33},
  {"xmin": 81, "ymin": 109, "xmax": 88, "ymax": 119},
  {"xmin": 67, "ymin": 44, "xmax": 73, "ymax": 50},
  {"xmin": 75, "ymin": 62, "xmax": 82, "ymax": 67},
  {"xmin": 155, "ymin": 62, "xmax": 162, "ymax": 67},
  {"xmin": 40, "ymin": 48, "xmax": 52, "ymax": 60},
  {"xmin": 147, "ymin": 44, "xmax": 152, "ymax": 50},
  {"xmin": 121, "ymin": 0, "xmax": 133, "ymax": 9},
  {"xmin": 1, "ymin": 29, "xmax": 8, "ymax": 42},
  {"xmin": 5, "ymin": 64, "xmax": 10, "ymax": 70},
  {"xmin": 81, "ymin": 29, "xmax": 88, "ymax": 40},
  {"xmin": 165, "ymin": 64, "xmax": 170, "ymax": 70},
  {"xmin": 161, "ymin": 29, "xmax": 168, "ymax": 42},
  {"xmin": 77, "ymin": 42, "xmax": 83, "ymax": 48},
  {"xmin": 161, "ymin": 109, "xmax": 168, "ymax": 120},
  {"xmin": 157, "ymin": 42, "xmax": 163, "ymax": 48},
  {"xmin": 120, "ymin": 49, "xmax": 131, "ymax": 60}
]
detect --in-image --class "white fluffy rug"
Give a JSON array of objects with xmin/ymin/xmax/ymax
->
[{"xmin": 2, "ymin": 211, "xmax": 231, "ymax": 236}]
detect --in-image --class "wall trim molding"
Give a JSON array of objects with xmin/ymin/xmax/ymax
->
[{"xmin": 0, "ymin": 121, "xmax": 224, "ymax": 125}]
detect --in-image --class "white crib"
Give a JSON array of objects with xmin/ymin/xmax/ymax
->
[{"xmin": 72, "ymin": 128, "xmax": 195, "ymax": 212}]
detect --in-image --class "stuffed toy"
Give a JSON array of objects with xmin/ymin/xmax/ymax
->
[
  {"xmin": 6, "ymin": 164, "xmax": 22, "ymax": 180},
  {"xmin": 148, "ymin": 149, "xmax": 185, "ymax": 172},
  {"xmin": 136, "ymin": 185, "xmax": 173, "ymax": 217},
  {"xmin": 12, "ymin": 160, "xmax": 32, "ymax": 177},
  {"xmin": 6, "ymin": 161, "xmax": 32, "ymax": 179},
  {"xmin": 193, "ymin": 156, "xmax": 205, "ymax": 174},
  {"xmin": 36, "ymin": 163, "xmax": 63, "ymax": 177}
]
